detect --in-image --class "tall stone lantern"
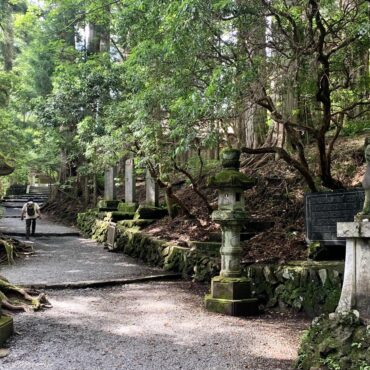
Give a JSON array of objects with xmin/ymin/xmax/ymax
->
[{"xmin": 205, "ymin": 149, "xmax": 259, "ymax": 316}]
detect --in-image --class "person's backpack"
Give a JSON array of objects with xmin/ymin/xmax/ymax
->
[{"xmin": 26, "ymin": 203, "xmax": 35, "ymax": 217}]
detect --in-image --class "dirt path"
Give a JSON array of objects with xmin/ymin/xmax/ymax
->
[{"xmin": 2, "ymin": 282, "xmax": 308, "ymax": 370}]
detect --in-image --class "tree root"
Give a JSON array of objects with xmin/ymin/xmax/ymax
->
[
  {"xmin": 0, "ymin": 237, "xmax": 34, "ymax": 265},
  {"xmin": 0, "ymin": 276, "xmax": 52, "ymax": 312}
]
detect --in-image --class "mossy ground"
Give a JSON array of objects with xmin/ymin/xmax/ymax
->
[{"xmin": 296, "ymin": 311, "xmax": 370, "ymax": 370}]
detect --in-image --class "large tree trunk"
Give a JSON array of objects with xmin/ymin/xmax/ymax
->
[
  {"xmin": 235, "ymin": 0, "xmax": 267, "ymax": 149},
  {"xmin": 1, "ymin": 1, "xmax": 14, "ymax": 71}
]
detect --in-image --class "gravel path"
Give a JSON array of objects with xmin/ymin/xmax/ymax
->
[
  {"xmin": 0, "ymin": 206, "xmax": 169, "ymax": 286},
  {"xmin": 2, "ymin": 282, "xmax": 308, "ymax": 370},
  {"xmin": 0, "ymin": 214, "xmax": 80, "ymax": 236},
  {"xmin": 0, "ymin": 236, "xmax": 168, "ymax": 286}
]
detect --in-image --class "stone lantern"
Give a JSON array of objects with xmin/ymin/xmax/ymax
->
[{"xmin": 205, "ymin": 149, "xmax": 259, "ymax": 316}]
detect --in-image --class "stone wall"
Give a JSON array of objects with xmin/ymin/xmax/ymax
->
[
  {"xmin": 246, "ymin": 262, "xmax": 344, "ymax": 317},
  {"xmin": 77, "ymin": 211, "xmax": 344, "ymax": 317}
]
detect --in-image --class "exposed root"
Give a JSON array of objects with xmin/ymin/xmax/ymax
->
[
  {"xmin": 0, "ymin": 276, "xmax": 52, "ymax": 312},
  {"xmin": 0, "ymin": 237, "xmax": 34, "ymax": 265}
]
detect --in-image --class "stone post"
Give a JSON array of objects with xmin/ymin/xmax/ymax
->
[
  {"xmin": 145, "ymin": 169, "xmax": 159, "ymax": 207},
  {"xmin": 125, "ymin": 159, "xmax": 136, "ymax": 204},
  {"xmin": 336, "ymin": 139, "xmax": 370, "ymax": 321},
  {"xmin": 336, "ymin": 222, "xmax": 370, "ymax": 320},
  {"xmin": 104, "ymin": 167, "xmax": 116, "ymax": 201},
  {"xmin": 204, "ymin": 149, "xmax": 259, "ymax": 316}
]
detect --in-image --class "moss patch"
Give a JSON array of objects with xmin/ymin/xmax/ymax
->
[
  {"xmin": 296, "ymin": 311, "xmax": 370, "ymax": 370},
  {"xmin": 208, "ymin": 170, "xmax": 256, "ymax": 189},
  {"xmin": 246, "ymin": 262, "xmax": 343, "ymax": 317}
]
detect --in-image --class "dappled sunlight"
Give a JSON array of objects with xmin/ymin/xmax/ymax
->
[
  {"xmin": 48, "ymin": 295, "xmax": 101, "ymax": 318},
  {"xmin": 78, "ymin": 238, "xmax": 98, "ymax": 245},
  {"xmin": 65, "ymin": 270, "xmax": 83, "ymax": 274}
]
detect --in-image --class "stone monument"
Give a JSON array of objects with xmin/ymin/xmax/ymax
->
[
  {"xmin": 104, "ymin": 167, "xmax": 117, "ymax": 201},
  {"xmin": 125, "ymin": 159, "xmax": 136, "ymax": 204},
  {"xmin": 336, "ymin": 138, "xmax": 370, "ymax": 320},
  {"xmin": 204, "ymin": 149, "xmax": 259, "ymax": 316},
  {"xmin": 145, "ymin": 169, "xmax": 159, "ymax": 206}
]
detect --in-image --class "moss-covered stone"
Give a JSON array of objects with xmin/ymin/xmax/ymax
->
[
  {"xmin": 97, "ymin": 200, "xmax": 119, "ymax": 210},
  {"xmin": 117, "ymin": 219, "xmax": 156, "ymax": 228},
  {"xmin": 204, "ymin": 295, "xmax": 259, "ymax": 316},
  {"xmin": 110, "ymin": 211, "xmax": 135, "ymax": 222},
  {"xmin": 245, "ymin": 262, "xmax": 344, "ymax": 317},
  {"xmin": 134, "ymin": 205, "xmax": 168, "ymax": 220},
  {"xmin": 296, "ymin": 311, "xmax": 370, "ymax": 370},
  {"xmin": 208, "ymin": 170, "xmax": 256, "ymax": 189},
  {"xmin": 0, "ymin": 316, "xmax": 13, "ymax": 345},
  {"xmin": 77, "ymin": 210, "xmax": 99, "ymax": 237},
  {"xmin": 117, "ymin": 202, "xmax": 137, "ymax": 213}
]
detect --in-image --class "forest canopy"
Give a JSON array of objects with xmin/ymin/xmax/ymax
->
[{"xmin": 0, "ymin": 0, "xmax": 369, "ymax": 199}]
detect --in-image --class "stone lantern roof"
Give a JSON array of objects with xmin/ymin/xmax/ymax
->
[{"xmin": 208, "ymin": 149, "xmax": 256, "ymax": 190}]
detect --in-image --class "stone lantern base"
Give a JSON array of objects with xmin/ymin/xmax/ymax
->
[
  {"xmin": 0, "ymin": 316, "xmax": 13, "ymax": 345},
  {"xmin": 204, "ymin": 276, "xmax": 259, "ymax": 316}
]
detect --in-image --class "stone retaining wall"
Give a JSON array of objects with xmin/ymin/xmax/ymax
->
[
  {"xmin": 77, "ymin": 211, "xmax": 344, "ymax": 316},
  {"xmin": 246, "ymin": 262, "xmax": 344, "ymax": 317}
]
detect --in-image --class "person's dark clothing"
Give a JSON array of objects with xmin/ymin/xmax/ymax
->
[{"xmin": 26, "ymin": 218, "xmax": 37, "ymax": 239}]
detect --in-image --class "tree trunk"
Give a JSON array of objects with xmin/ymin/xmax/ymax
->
[{"xmin": 1, "ymin": 1, "xmax": 14, "ymax": 71}]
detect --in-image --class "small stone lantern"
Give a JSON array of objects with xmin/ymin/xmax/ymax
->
[{"xmin": 205, "ymin": 149, "xmax": 259, "ymax": 316}]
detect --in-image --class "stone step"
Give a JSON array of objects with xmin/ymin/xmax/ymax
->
[
  {"xmin": 28, "ymin": 185, "xmax": 50, "ymax": 195},
  {"xmin": 1, "ymin": 198, "xmax": 46, "ymax": 203},
  {"xmin": 2, "ymin": 231, "xmax": 80, "ymax": 237},
  {"xmin": 1, "ymin": 203, "xmax": 44, "ymax": 208}
]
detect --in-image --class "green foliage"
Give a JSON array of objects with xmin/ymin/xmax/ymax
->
[{"xmin": 342, "ymin": 119, "xmax": 370, "ymax": 137}]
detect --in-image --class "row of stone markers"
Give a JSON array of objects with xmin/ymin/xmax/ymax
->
[{"xmin": 104, "ymin": 159, "xmax": 159, "ymax": 206}]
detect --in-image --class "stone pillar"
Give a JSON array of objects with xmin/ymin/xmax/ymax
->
[
  {"xmin": 125, "ymin": 159, "xmax": 136, "ymax": 204},
  {"xmin": 104, "ymin": 167, "xmax": 116, "ymax": 201},
  {"xmin": 336, "ymin": 222, "xmax": 370, "ymax": 320},
  {"xmin": 204, "ymin": 149, "xmax": 259, "ymax": 316},
  {"xmin": 145, "ymin": 169, "xmax": 159, "ymax": 206},
  {"xmin": 29, "ymin": 172, "xmax": 36, "ymax": 186}
]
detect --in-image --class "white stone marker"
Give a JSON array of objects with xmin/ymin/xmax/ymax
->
[
  {"xmin": 145, "ymin": 169, "xmax": 159, "ymax": 206},
  {"xmin": 104, "ymin": 167, "xmax": 116, "ymax": 201},
  {"xmin": 125, "ymin": 159, "xmax": 136, "ymax": 203},
  {"xmin": 336, "ymin": 222, "xmax": 370, "ymax": 320}
]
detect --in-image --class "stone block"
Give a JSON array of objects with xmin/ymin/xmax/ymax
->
[
  {"xmin": 135, "ymin": 205, "xmax": 168, "ymax": 220},
  {"xmin": 337, "ymin": 221, "xmax": 370, "ymax": 238},
  {"xmin": 0, "ymin": 316, "xmax": 13, "ymax": 345},
  {"xmin": 204, "ymin": 295, "xmax": 259, "ymax": 316},
  {"xmin": 110, "ymin": 211, "xmax": 135, "ymax": 222},
  {"xmin": 117, "ymin": 202, "xmax": 137, "ymax": 213},
  {"xmin": 117, "ymin": 219, "xmax": 156, "ymax": 228},
  {"xmin": 211, "ymin": 276, "xmax": 252, "ymax": 300},
  {"xmin": 98, "ymin": 200, "xmax": 119, "ymax": 212}
]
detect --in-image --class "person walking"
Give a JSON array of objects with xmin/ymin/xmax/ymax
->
[{"xmin": 21, "ymin": 198, "xmax": 41, "ymax": 239}]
